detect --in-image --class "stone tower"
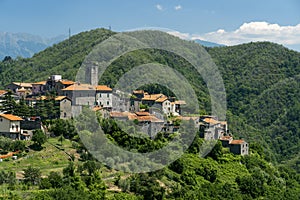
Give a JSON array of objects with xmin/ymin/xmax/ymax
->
[{"xmin": 85, "ymin": 62, "xmax": 98, "ymax": 86}]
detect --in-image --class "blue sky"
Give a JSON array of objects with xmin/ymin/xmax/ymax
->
[{"xmin": 1, "ymin": 0, "xmax": 300, "ymax": 50}]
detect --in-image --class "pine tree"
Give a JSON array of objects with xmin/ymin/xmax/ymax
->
[{"xmin": 0, "ymin": 91, "xmax": 17, "ymax": 114}]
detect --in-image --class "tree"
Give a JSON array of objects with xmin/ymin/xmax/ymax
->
[
  {"xmin": 15, "ymin": 98, "xmax": 32, "ymax": 117},
  {"xmin": 83, "ymin": 160, "xmax": 97, "ymax": 176},
  {"xmin": 0, "ymin": 91, "xmax": 17, "ymax": 114},
  {"xmin": 2, "ymin": 56, "xmax": 12, "ymax": 62},
  {"xmin": 48, "ymin": 171, "xmax": 63, "ymax": 188},
  {"xmin": 32, "ymin": 129, "xmax": 47, "ymax": 148},
  {"xmin": 63, "ymin": 162, "xmax": 76, "ymax": 178},
  {"xmin": 58, "ymin": 135, "xmax": 65, "ymax": 146},
  {"xmin": 24, "ymin": 166, "xmax": 41, "ymax": 185},
  {"xmin": 11, "ymin": 140, "xmax": 26, "ymax": 151},
  {"xmin": 206, "ymin": 140, "xmax": 223, "ymax": 160},
  {"xmin": 49, "ymin": 119, "xmax": 65, "ymax": 137}
]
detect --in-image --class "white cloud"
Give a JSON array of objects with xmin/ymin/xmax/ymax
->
[
  {"xmin": 174, "ymin": 5, "xmax": 182, "ymax": 11},
  {"xmin": 195, "ymin": 22, "xmax": 300, "ymax": 46},
  {"xmin": 168, "ymin": 22, "xmax": 300, "ymax": 49},
  {"xmin": 167, "ymin": 31, "xmax": 190, "ymax": 40},
  {"xmin": 156, "ymin": 4, "xmax": 163, "ymax": 11}
]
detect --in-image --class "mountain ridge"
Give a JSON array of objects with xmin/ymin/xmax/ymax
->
[{"xmin": 0, "ymin": 32, "xmax": 66, "ymax": 59}]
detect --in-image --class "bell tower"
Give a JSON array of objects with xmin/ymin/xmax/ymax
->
[{"xmin": 85, "ymin": 62, "xmax": 98, "ymax": 86}]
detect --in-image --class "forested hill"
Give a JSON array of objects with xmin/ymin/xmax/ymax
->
[
  {"xmin": 0, "ymin": 28, "xmax": 115, "ymax": 86},
  {"xmin": 207, "ymin": 43, "xmax": 300, "ymax": 164},
  {"xmin": 0, "ymin": 28, "xmax": 299, "ymax": 166}
]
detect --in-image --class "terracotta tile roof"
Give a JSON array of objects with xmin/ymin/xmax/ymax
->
[
  {"xmin": 96, "ymin": 85, "xmax": 112, "ymax": 92},
  {"xmin": 220, "ymin": 136, "xmax": 233, "ymax": 141},
  {"xmin": 0, "ymin": 114, "xmax": 23, "ymax": 121},
  {"xmin": 12, "ymin": 82, "xmax": 33, "ymax": 88},
  {"xmin": 110, "ymin": 111, "xmax": 129, "ymax": 118},
  {"xmin": 135, "ymin": 112, "xmax": 150, "ymax": 116},
  {"xmin": 142, "ymin": 94, "xmax": 164, "ymax": 101},
  {"xmin": 17, "ymin": 88, "xmax": 28, "ymax": 92},
  {"xmin": 0, "ymin": 90, "xmax": 7, "ymax": 96},
  {"xmin": 109, "ymin": 111, "xmax": 163, "ymax": 123},
  {"xmin": 92, "ymin": 106, "xmax": 102, "ymax": 111},
  {"xmin": 55, "ymin": 96, "xmax": 69, "ymax": 101},
  {"xmin": 230, "ymin": 140, "xmax": 246, "ymax": 145},
  {"xmin": 36, "ymin": 96, "xmax": 47, "ymax": 100},
  {"xmin": 155, "ymin": 96, "xmax": 168, "ymax": 103},
  {"xmin": 59, "ymin": 80, "xmax": 75, "ymax": 85},
  {"xmin": 127, "ymin": 113, "xmax": 138, "ymax": 120},
  {"xmin": 174, "ymin": 100, "xmax": 186, "ymax": 105},
  {"xmin": 62, "ymin": 83, "xmax": 95, "ymax": 91},
  {"xmin": 203, "ymin": 118, "xmax": 220, "ymax": 125},
  {"xmin": 32, "ymin": 81, "xmax": 47, "ymax": 85},
  {"xmin": 136, "ymin": 115, "xmax": 164, "ymax": 123}
]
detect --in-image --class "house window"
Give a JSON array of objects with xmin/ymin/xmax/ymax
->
[
  {"xmin": 107, "ymin": 101, "xmax": 109, "ymax": 105},
  {"xmin": 107, "ymin": 93, "xmax": 109, "ymax": 98},
  {"xmin": 0, "ymin": 118, "xmax": 2, "ymax": 122},
  {"xmin": 99, "ymin": 93, "xmax": 102, "ymax": 98},
  {"xmin": 12, "ymin": 125, "xmax": 15, "ymax": 130},
  {"xmin": 64, "ymin": 112, "xmax": 67, "ymax": 118}
]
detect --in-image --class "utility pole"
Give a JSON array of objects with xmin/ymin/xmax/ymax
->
[{"xmin": 68, "ymin": 28, "xmax": 71, "ymax": 55}]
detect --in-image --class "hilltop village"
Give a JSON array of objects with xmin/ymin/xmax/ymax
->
[{"xmin": 0, "ymin": 74, "xmax": 248, "ymax": 155}]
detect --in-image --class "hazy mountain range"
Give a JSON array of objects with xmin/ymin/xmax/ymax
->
[
  {"xmin": 0, "ymin": 32, "xmax": 66, "ymax": 60},
  {"xmin": 193, "ymin": 39, "xmax": 225, "ymax": 47}
]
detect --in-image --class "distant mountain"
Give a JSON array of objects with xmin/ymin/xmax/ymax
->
[
  {"xmin": 0, "ymin": 32, "xmax": 66, "ymax": 60},
  {"xmin": 194, "ymin": 39, "xmax": 225, "ymax": 47}
]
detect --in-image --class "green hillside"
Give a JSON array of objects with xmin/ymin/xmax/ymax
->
[
  {"xmin": 207, "ymin": 43, "xmax": 300, "ymax": 163},
  {"xmin": 0, "ymin": 28, "xmax": 299, "ymax": 199},
  {"xmin": 0, "ymin": 28, "xmax": 115, "ymax": 85}
]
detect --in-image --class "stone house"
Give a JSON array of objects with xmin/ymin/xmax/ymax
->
[
  {"xmin": 6, "ymin": 82, "xmax": 33, "ymax": 93},
  {"xmin": 153, "ymin": 95, "xmax": 172, "ymax": 116},
  {"xmin": 229, "ymin": 140, "xmax": 249, "ymax": 155},
  {"xmin": 219, "ymin": 136, "xmax": 233, "ymax": 148},
  {"xmin": 109, "ymin": 111, "xmax": 164, "ymax": 138},
  {"xmin": 95, "ymin": 85, "xmax": 113, "ymax": 109},
  {"xmin": 61, "ymin": 83, "xmax": 96, "ymax": 106},
  {"xmin": 0, "ymin": 114, "xmax": 23, "ymax": 140},
  {"xmin": 171, "ymin": 100, "xmax": 186, "ymax": 116},
  {"xmin": 45, "ymin": 75, "xmax": 64, "ymax": 92},
  {"xmin": 56, "ymin": 80, "xmax": 75, "ymax": 95},
  {"xmin": 130, "ymin": 90, "xmax": 185, "ymax": 117},
  {"xmin": 112, "ymin": 90, "xmax": 131, "ymax": 112},
  {"xmin": 32, "ymin": 81, "xmax": 47, "ymax": 95},
  {"xmin": 55, "ymin": 96, "xmax": 72, "ymax": 119},
  {"xmin": 199, "ymin": 116, "xmax": 225, "ymax": 140}
]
